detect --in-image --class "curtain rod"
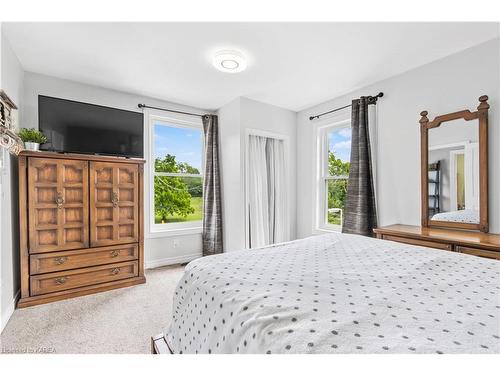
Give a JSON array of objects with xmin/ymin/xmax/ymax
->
[
  {"xmin": 309, "ymin": 92, "xmax": 384, "ymax": 121},
  {"xmin": 138, "ymin": 103, "xmax": 206, "ymax": 118}
]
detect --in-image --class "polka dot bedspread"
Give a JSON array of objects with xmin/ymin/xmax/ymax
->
[
  {"xmin": 165, "ymin": 233, "xmax": 500, "ymax": 353},
  {"xmin": 431, "ymin": 209, "xmax": 480, "ymax": 224}
]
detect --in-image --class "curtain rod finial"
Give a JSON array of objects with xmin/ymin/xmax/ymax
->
[{"xmin": 378, "ymin": 92, "xmax": 384, "ymax": 98}]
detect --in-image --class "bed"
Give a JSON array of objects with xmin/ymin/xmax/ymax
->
[
  {"xmin": 431, "ymin": 209, "xmax": 479, "ymax": 224},
  {"xmin": 161, "ymin": 233, "xmax": 500, "ymax": 354}
]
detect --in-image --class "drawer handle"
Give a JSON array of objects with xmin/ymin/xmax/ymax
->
[
  {"xmin": 55, "ymin": 277, "xmax": 68, "ymax": 285},
  {"xmin": 111, "ymin": 192, "xmax": 119, "ymax": 207},
  {"xmin": 55, "ymin": 192, "xmax": 65, "ymax": 209},
  {"xmin": 111, "ymin": 268, "xmax": 120, "ymax": 275},
  {"xmin": 54, "ymin": 256, "xmax": 68, "ymax": 265},
  {"xmin": 110, "ymin": 250, "xmax": 120, "ymax": 257}
]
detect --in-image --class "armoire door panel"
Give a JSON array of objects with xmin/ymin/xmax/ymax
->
[
  {"xmin": 64, "ymin": 207, "xmax": 84, "ymax": 224},
  {"xmin": 96, "ymin": 166, "xmax": 113, "ymax": 183},
  {"xmin": 28, "ymin": 158, "xmax": 89, "ymax": 253},
  {"xmin": 90, "ymin": 162, "xmax": 139, "ymax": 246},
  {"xmin": 119, "ymin": 187, "xmax": 135, "ymax": 202},
  {"xmin": 64, "ymin": 187, "xmax": 84, "ymax": 204},
  {"xmin": 62, "ymin": 163, "xmax": 84, "ymax": 183},
  {"xmin": 119, "ymin": 206, "xmax": 134, "ymax": 220},
  {"xmin": 96, "ymin": 188, "xmax": 113, "ymax": 203},
  {"xmin": 36, "ymin": 208, "xmax": 58, "ymax": 226},
  {"xmin": 35, "ymin": 187, "xmax": 58, "ymax": 203},
  {"xmin": 34, "ymin": 163, "xmax": 57, "ymax": 183},
  {"xmin": 118, "ymin": 167, "xmax": 135, "ymax": 184}
]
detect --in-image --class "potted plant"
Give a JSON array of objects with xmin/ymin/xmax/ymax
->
[{"xmin": 18, "ymin": 128, "xmax": 47, "ymax": 151}]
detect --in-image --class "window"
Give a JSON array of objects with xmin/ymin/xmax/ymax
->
[
  {"xmin": 152, "ymin": 120, "xmax": 203, "ymax": 231},
  {"xmin": 317, "ymin": 121, "xmax": 351, "ymax": 231}
]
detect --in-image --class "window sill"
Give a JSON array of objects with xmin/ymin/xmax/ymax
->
[{"xmin": 147, "ymin": 226, "xmax": 203, "ymax": 239}]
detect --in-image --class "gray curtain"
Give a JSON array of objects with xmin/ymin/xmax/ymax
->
[
  {"xmin": 342, "ymin": 97, "xmax": 377, "ymax": 236},
  {"xmin": 202, "ymin": 115, "xmax": 223, "ymax": 255}
]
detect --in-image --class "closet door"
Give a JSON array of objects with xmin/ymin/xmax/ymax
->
[
  {"xmin": 28, "ymin": 158, "xmax": 89, "ymax": 253},
  {"xmin": 90, "ymin": 162, "xmax": 139, "ymax": 247}
]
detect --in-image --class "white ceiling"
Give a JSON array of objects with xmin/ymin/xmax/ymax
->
[{"xmin": 3, "ymin": 22, "xmax": 499, "ymax": 111}]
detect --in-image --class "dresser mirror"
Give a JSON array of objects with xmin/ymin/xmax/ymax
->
[{"xmin": 420, "ymin": 95, "xmax": 489, "ymax": 232}]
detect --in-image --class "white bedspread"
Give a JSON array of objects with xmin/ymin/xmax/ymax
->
[{"xmin": 165, "ymin": 233, "xmax": 500, "ymax": 354}]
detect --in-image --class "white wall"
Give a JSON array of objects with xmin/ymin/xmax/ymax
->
[
  {"xmin": 296, "ymin": 38, "xmax": 500, "ymax": 238},
  {"xmin": 217, "ymin": 98, "xmax": 244, "ymax": 251},
  {"xmin": 1, "ymin": 28, "xmax": 24, "ymax": 332},
  {"xmin": 218, "ymin": 97, "xmax": 297, "ymax": 251},
  {"xmin": 22, "ymin": 72, "xmax": 208, "ymax": 269}
]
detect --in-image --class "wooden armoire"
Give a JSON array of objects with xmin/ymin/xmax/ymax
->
[{"xmin": 17, "ymin": 151, "xmax": 146, "ymax": 307}]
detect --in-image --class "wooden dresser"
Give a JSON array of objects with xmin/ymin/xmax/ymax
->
[
  {"xmin": 18, "ymin": 151, "xmax": 146, "ymax": 307},
  {"xmin": 374, "ymin": 225, "xmax": 500, "ymax": 260}
]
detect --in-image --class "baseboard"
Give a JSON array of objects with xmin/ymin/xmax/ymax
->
[
  {"xmin": 1, "ymin": 289, "xmax": 20, "ymax": 333},
  {"xmin": 145, "ymin": 253, "xmax": 201, "ymax": 269}
]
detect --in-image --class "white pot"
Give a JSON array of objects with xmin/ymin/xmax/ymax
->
[{"xmin": 24, "ymin": 142, "xmax": 40, "ymax": 151}]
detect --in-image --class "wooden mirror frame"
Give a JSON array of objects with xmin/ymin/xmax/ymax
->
[{"xmin": 420, "ymin": 95, "xmax": 489, "ymax": 233}]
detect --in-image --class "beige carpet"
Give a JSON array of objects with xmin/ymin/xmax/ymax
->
[{"xmin": 0, "ymin": 265, "xmax": 184, "ymax": 354}]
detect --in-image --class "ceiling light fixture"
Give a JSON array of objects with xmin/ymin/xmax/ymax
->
[{"xmin": 212, "ymin": 50, "xmax": 247, "ymax": 73}]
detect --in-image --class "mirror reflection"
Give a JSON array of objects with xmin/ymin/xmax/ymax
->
[{"xmin": 428, "ymin": 119, "xmax": 479, "ymax": 224}]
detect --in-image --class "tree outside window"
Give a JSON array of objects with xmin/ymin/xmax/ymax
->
[
  {"xmin": 153, "ymin": 123, "xmax": 203, "ymax": 225},
  {"xmin": 325, "ymin": 126, "xmax": 351, "ymax": 226}
]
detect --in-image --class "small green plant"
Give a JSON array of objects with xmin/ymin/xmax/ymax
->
[{"xmin": 18, "ymin": 128, "xmax": 48, "ymax": 144}]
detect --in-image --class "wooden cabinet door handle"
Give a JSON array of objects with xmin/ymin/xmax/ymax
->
[
  {"xmin": 111, "ymin": 268, "xmax": 120, "ymax": 275},
  {"xmin": 110, "ymin": 250, "xmax": 120, "ymax": 257},
  {"xmin": 55, "ymin": 192, "xmax": 65, "ymax": 209},
  {"xmin": 54, "ymin": 256, "xmax": 68, "ymax": 265},
  {"xmin": 55, "ymin": 277, "xmax": 68, "ymax": 285},
  {"xmin": 111, "ymin": 192, "xmax": 119, "ymax": 207}
]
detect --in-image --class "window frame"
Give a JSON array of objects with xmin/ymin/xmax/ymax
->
[
  {"xmin": 315, "ymin": 118, "xmax": 351, "ymax": 233},
  {"xmin": 148, "ymin": 114, "xmax": 204, "ymax": 234}
]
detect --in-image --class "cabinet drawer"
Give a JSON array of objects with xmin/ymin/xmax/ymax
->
[
  {"xmin": 30, "ymin": 244, "xmax": 138, "ymax": 274},
  {"xmin": 456, "ymin": 246, "xmax": 500, "ymax": 260},
  {"xmin": 30, "ymin": 261, "xmax": 138, "ymax": 296},
  {"xmin": 383, "ymin": 235, "xmax": 452, "ymax": 251}
]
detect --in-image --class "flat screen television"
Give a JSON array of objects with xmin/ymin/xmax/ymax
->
[{"xmin": 39, "ymin": 96, "xmax": 144, "ymax": 158}]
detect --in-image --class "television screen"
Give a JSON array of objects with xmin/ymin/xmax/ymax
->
[{"xmin": 39, "ymin": 96, "xmax": 144, "ymax": 158}]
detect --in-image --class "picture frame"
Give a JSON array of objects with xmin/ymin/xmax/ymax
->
[
  {"xmin": 0, "ymin": 89, "xmax": 23, "ymax": 155},
  {"xmin": 0, "ymin": 89, "xmax": 18, "ymax": 130}
]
